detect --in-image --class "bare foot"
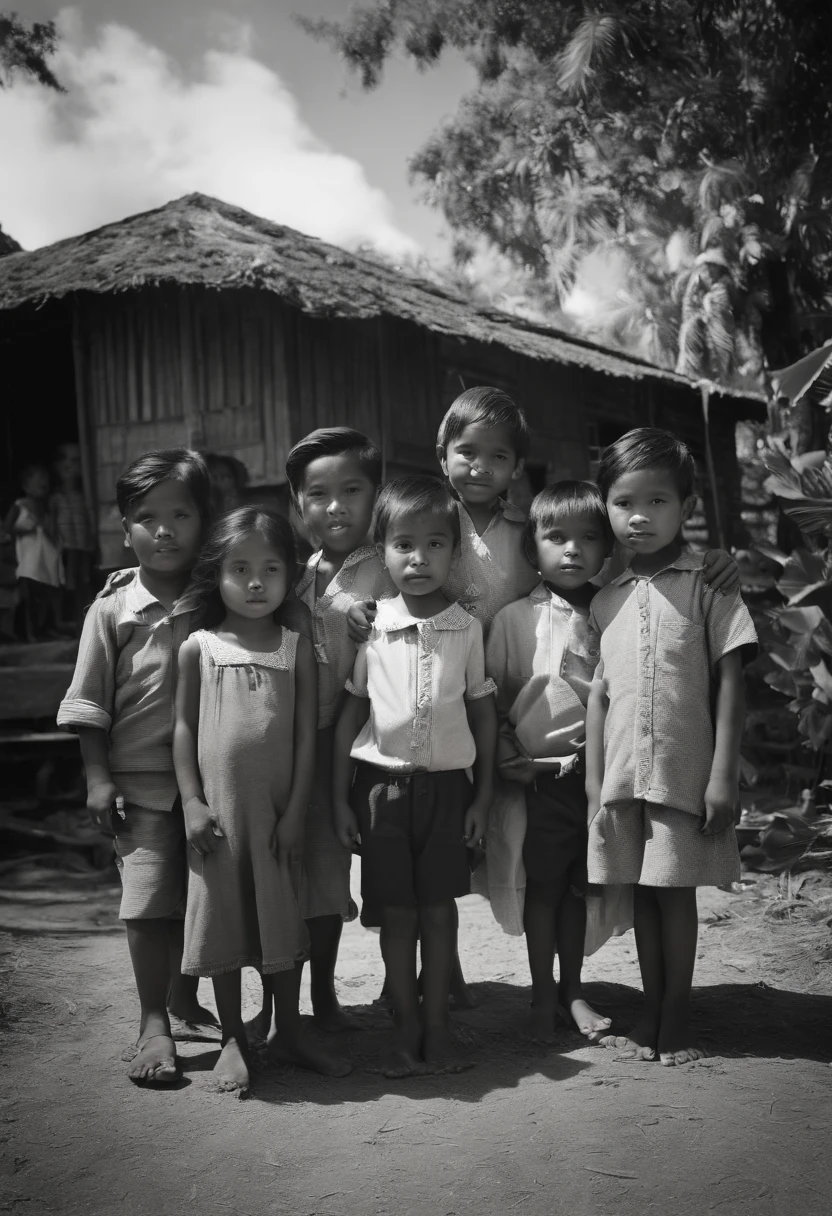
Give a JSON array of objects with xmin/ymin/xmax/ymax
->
[
  {"xmin": 213, "ymin": 1037, "xmax": 250, "ymax": 1094},
  {"xmin": 167, "ymin": 993, "xmax": 221, "ymax": 1034},
  {"xmin": 312, "ymin": 998, "xmax": 363, "ymax": 1033},
  {"xmin": 657, "ymin": 1002, "xmax": 707, "ymax": 1067},
  {"xmin": 526, "ymin": 1003, "xmax": 558, "ymax": 1044},
  {"xmin": 127, "ymin": 1034, "xmax": 178, "ymax": 1085},
  {"xmin": 243, "ymin": 1007, "xmax": 272, "ymax": 1046},
  {"xmin": 559, "ymin": 990, "xmax": 612, "ymax": 1044},
  {"xmin": 381, "ymin": 1025, "xmax": 425, "ymax": 1079},
  {"xmin": 600, "ymin": 1015, "xmax": 658, "ymax": 1061},
  {"xmin": 268, "ymin": 1026, "xmax": 353, "ymax": 1077},
  {"xmin": 423, "ymin": 1027, "xmax": 473, "ymax": 1075}
]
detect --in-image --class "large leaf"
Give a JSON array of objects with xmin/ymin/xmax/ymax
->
[{"xmin": 776, "ymin": 550, "xmax": 828, "ymax": 600}]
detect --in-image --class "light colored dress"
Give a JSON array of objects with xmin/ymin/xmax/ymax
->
[
  {"xmin": 14, "ymin": 501, "xmax": 63, "ymax": 586},
  {"xmin": 181, "ymin": 628, "xmax": 310, "ymax": 977}
]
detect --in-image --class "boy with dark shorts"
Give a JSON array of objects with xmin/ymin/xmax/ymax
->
[{"xmin": 333, "ymin": 476, "xmax": 497, "ymax": 1078}]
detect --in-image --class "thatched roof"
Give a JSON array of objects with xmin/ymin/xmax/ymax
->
[{"xmin": 0, "ymin": 193, "xmax": 762, "ymax": 405}]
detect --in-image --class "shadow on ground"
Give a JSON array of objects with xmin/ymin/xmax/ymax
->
[{"xmin": 177, "ymin": 977, "xmax": 832, "ymax": 1106}]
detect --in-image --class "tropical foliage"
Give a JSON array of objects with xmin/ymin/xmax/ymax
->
[{"xmin": 304, "ymin": 1, "xmax": 832, "ymax": 385}]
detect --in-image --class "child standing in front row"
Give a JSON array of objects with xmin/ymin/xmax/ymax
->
[
  {"xmin": 586, "ymin": 428, "xmax": 757, "ymax": 1066},
  {"xmin": 173, "ymin": 508, "xmax": 352, "ymax": 1092},
  {"xmin": 58, "ymin": 449, "xmax": 218, "ymax": 1086},
  {"xmin": 486, "ymin": 482, "xmax": 618, "ymax": 1044},
  {"xmin": 334, "ymin": 477, "xmax": 497, "ymax": 1078}
]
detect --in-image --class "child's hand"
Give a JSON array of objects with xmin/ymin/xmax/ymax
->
[
  {"xmin": 333, "ymin": 802, "xmax": 360, "ymax": 851},
  {"xmin": 703, "ymin": 549, "xmax": 739, "ymax": 593},
  {"xmin": 702, "ymin": 775, "xmax": 737, "ymax": 835},
  {"xmin": 272, "ymin": 812, "xmax": 304, "ymax": 865},
  {"xmin": 183, "ymin": 796, "xmax": 224, "ymax": 855},
  {"xmin": 86, "ymin": 781, "xmax": 122, "ymax": 834},
  {"xmin": 498, "ymin": 755, "xmax": 538, "ymax": 784},
  {"xmin": 464, "ymin": 798, "xmax": 489, "ymax": 848},
  {"xmin": 346, "ymin": 599, "xmax": 376, "ymax": 644}
]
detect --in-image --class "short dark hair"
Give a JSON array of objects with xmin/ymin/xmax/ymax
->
[
  {"xmin": 204, "ymin": 451, "xmax": 249, "ymax": 490},
  {"xmin": 524, "ymin": 480, "xmax": 613, "ymax": 563},
  {"xmin": 596, "ymin": 428, "xmax": 696, "ymax": 502},
  {"xmin": 177, "ymin": 506, "xmax": 298, "ymax": 628},
  {"xmin": 285, "ymin": 427, "xmax": 383, "ymax": 504},
  {"xmin": 116, "ymin": 448, "xmax": 212, "ymax": 522},
  {"xmin": 372, "ymin": 475, "xmax": 460, "ymax": 547},
  {"xmin": 436, "ymin": 386, "xmax": 530, "ymax": 459}
]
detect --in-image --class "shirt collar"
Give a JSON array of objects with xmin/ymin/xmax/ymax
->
[
  {"xmin": 457, "ymin": 497, "xmax": 526, "ymax": 529},
  {"xmin": 529, "ymin": 580, "xmax": 590, "ymax": 615},
  {"xmin": 294, "ymin": 544, "xmax": 377, "ymax": 596},
  {"xmin": 610, "ymin": 549, "xmax": 704, "ymax": 586},
  {"xmin": 375, "ymin": 595, "xmax": 473, "ymax": 633},
  {"xmin": 119, "ymin": 568, "xmax": 191, "ymax": 618}
]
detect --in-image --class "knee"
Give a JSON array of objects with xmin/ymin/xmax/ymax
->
[{"xmin": 418, "ymin": 901, "xmax": 455, "ymax": 935}]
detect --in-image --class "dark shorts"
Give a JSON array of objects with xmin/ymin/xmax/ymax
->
[
  {"xmin": 351, "ymin": 763, "xmax": 473, "ymax": 909},
  {"xmin": 523, "ymin": 770, "xmax": 589, "ymax": 900}
]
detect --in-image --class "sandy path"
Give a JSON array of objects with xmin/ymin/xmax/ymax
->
[{"xmin": 1, "ymin": 867, "xmax": 831, "ymax": 1216}]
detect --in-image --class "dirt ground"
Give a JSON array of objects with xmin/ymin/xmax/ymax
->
[{"xmin": 1, "ymin": 864, "xmax": 831, "ymax": 1216}]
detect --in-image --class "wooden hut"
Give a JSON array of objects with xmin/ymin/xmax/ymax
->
[{"xmin": 0, "ymin": 192, "xmax": 764, "ymax": 567}]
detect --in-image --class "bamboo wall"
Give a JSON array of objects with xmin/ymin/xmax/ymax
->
[{"xmin": 71, "ymin": 283, "xmax": 733, "ymax": 565}]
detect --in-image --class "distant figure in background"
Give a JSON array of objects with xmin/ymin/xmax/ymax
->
[
  {"xmin": 4, "ymin": 463, "xmax": 63, "ymax": 641},
  {"xmin": 0, "ymin": 523, "xmax": 18, "ymax": 642},
  {"xmin": 204, "ymin": 452, "xmax": 249, "ymax": 515},
  {"xmin": 52, "ymin": 442, "xmax": 96, "ymax": 630}
]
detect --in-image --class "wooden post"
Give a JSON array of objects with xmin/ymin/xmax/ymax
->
[
  {"xmin": 70, "ymin": 301, "xmax": 98, "ymax": 543},
  {"xmin": 700, "ymin": 382, "xmax": 727, "ymax": 550},
  {"xmin": 377, "ymin": 316, "xmax": 389, "ymax": 482}
]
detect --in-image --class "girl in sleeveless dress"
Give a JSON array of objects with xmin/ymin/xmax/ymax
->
[{"xmin": 173, "ymin": 507, "xmax": 352, "ymax": 1093}]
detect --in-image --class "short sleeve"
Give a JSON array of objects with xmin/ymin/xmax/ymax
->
[
  {"xmin": 57, "ymin": 597, "xmax": 119, "ymax": 732},
  {"xmin": 702, "ymin": 584, "xmax": 758, "ymax": 668},
  {"xmin": 463, "ymin": 618, "xmax": 497, "ymax": 701},
  {"xmin": 344, "ymin": 641, "xmax": 370, "ymax": 699}
]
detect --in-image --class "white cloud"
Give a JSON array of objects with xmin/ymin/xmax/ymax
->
[{"xmin": 0, "ymin": 10, "xmax": 419, "ymax": 257}]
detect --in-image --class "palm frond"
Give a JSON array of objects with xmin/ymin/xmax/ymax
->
[
  {"xmin": 698, "ymin": 160, "xmax": 749, "ymax": 213},
  {"xmin": 555, "ymin": 15, "xmax": 624, "ymax": 96}
]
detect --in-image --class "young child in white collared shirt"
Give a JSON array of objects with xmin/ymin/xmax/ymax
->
[{"xmin": 333, "ymin": 476, "xmax": 497, "ymax": 1079}]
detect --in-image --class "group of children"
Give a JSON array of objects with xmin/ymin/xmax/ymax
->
[
  {"xmin": 58, "ymin": 387, "xmax": 755, "ymax": 1093},
  {"xmin": 2, "ymin": 443, "xmax": 95, "ymax": 641}
]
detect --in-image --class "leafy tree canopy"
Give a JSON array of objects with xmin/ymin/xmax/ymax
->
[
  {"xmin": 0, "ymin": 11, "xmax": 62, "ymax": 91},
  {"xmin": 303, "ymin": 1, "xmax": 832, "ymax": 385}
]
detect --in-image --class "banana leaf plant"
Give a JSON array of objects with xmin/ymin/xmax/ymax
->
[{"xmin": 758, "ymin": 439, "xmax": 832, "ymax": 755}]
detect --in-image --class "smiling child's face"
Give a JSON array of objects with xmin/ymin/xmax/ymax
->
[
  {"xmin": 605, "ymin": 468, "xmax": 696, "ymax": 555},
  {"xmin": 534, "ymin": 511, "xmax": 608, "ymax": 592},
  {"xmin": 379, "ymin": 511, "xmax": 458, "ymax": 598},
  {"xmin": 439, "ymin": 422, "xmax": 524, "ymax": 510},
  {"xmin": 297, "ymin": 453, "xmax": 376, "ymax": 556}
]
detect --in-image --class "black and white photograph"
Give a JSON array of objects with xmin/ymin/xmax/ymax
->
[{"xmin": 1, "ymin": 3, "xmax": 831, "ymax": 1213}]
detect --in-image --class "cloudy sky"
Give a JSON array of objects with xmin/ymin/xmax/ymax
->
[{"xmin": 4, "ymin": 1, "xmax": 475, "ymax": 258}]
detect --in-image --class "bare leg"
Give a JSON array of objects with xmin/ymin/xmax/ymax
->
[
  {"xmin": 307, "ymin": 914, "xmax": 360, "ymax": 1031},
  {"xmin": 448, "ymin": 902, "xmax": 477, "ymax": 1008},
  {"xmin": 602, "ymin": 885, "xmax": 661, "ymax": 1059},
  {"xmin": 267, "ymin": 964, "xmax": 352, "ymax": 1077},
  {"xmin": 124, "ymin": 919, "xmax": 178, "ymax": 1084},
  {"xmin": 523, "ymin": 879, "xmax": 560, "ymax": 1042},
  {"xmin": 655, "ymin": 887, "xmax": 705, "ymax": 1065},
  {"xmin": 167, "ymin": 920, "xmax": 219, "ymax": 1029},
  {"xmin": 379, "ymin": 906, "xmax": 423, "ymax": 1077},
  {"xmin": 211, "ymin": 970, "xmax": 250, "ymax": 1092},
  {"xmin": 556, "ymin": 891, "xmax": 611, "ymax": 1042},
  {"xmin": 420, "ymin": 902, "xmax": 471, "ymax": 1073},
  {"xmin": 245, "ymin": 985, "xmax": 273, "ymax": 1045}
]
